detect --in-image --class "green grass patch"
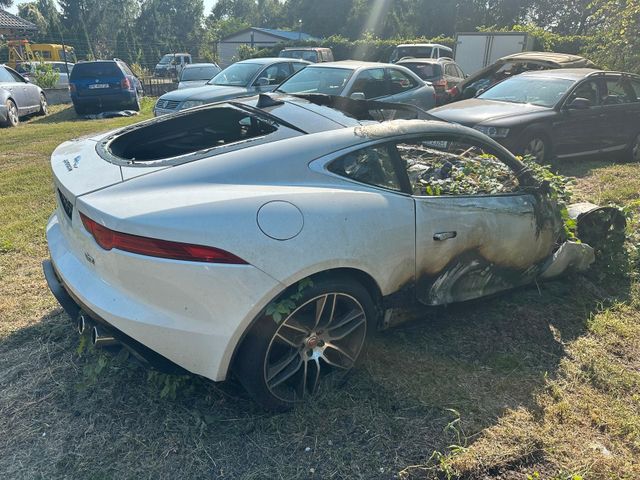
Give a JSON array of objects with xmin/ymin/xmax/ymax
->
[{"xmin": 0, "ymin": 107, "xmax": 638, "ymax": 478}]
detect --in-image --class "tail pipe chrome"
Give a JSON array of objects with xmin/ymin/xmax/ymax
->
[
  {"xmin": 91, "ymin": 325, "xmax": 119, "ymax": 348},
  {"xmin": 77, "ymin": 314, "xmax": 89, "ymax": 335}
]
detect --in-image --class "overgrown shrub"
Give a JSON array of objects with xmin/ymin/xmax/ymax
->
[{"xmin": 32, "ymin": 62, "xmax": 59, "ymax": 89}]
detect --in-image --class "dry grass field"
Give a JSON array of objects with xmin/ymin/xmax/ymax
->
[{"xmin": 1, "ymin": 102, "xmax": 639, "ymax": 479}]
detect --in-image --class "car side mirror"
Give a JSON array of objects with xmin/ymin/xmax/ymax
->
[
  {"xmin": 255, "ymin": 77, "xmax": 270, "ymax": 87},
  {"xmin": 461, "ymin": 87, "xmax": 476, "ymax": 99},
  {"xmin": 566, "ymin": 97, "xmax": 591, "ymax": 110},
  {"xmin": 350, "ymin": 92, "xmax": 366, "ymax": 100}
]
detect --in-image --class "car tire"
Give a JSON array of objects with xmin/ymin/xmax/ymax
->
[
  {"xmin": 520, "ymin": 130, "xmax": 552, "ymax": 164},
  {"xmin": 234, "ymin": 276, "xmax": 375, "ymax": 411},
  {"xmin": 37, "ymin": 93, "xmax": 48, "ymax": 116},
  {"xmin": 1, "ymin": 99, "xmax": 19, "ymax": 127},
  {"xmin": 74, "ymin": 104, "xmax": 87, "ymax": 116},
  {"xmin": 626, "ymin": 132, "xmax": 640, "ymax": 163}
]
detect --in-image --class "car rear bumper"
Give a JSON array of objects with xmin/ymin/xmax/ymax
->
[{"xmin": 45, "ymin": 211, "xmax": 284, "ymax": 381}]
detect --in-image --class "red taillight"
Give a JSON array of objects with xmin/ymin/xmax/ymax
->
[
  {"xmin": 80, "ymin": 213, "xmax": 247, "ymax": 264},
  {"xmin": 447, "ymin": 85, "xmax": 459, "ymax": 97},
  {"xmin": 121, "ymin": 77, "xmax": 132, "ymax": 90}
]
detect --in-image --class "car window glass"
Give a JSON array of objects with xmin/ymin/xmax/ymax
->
[
  {"xmin": 629, "ymin": 78, "xmax": 640, "ymax": 102},
  {"xmin": 388, "ymin": 68, "xmax": 417, "ymax": 94},
  {"xmin": 259, "ymin": 63, "xmax": 291, "ymax": 85},
  {"xmin": 71, "ymin": 62, "xmax": 121, "ymax": 79},
  {"xmin": 120, "ymin": 63, "xmax": 134, "ymax": 76},
  {"xmin": 395, "ymin": 136, "xmax": 519, "ymax": 196},
  {"xmin": 603, "ymin": 77, "xmax": 635, "ymax": 105},
  {"xmin": 329, "ymin": 145, "xmax": 402, "ymax": 191},
  {"xmin": 0, "ymin": 67, "xmax": 15, "ymax": 83},
  {"xmin": 455, "ymin": 65, "xmax": 465, "ymax": 78},
  {"xmin": 444, "ymin": 64, "xmax": 456, "ymax": 76},
  {"xmin": 291, "ymin": 62, "xmax": 307, "ymax": 73},
  {"xmin": 350, "ymin": 68, "xmax": 387, "ymax": 98},
  {"xmin": 568, "ymin": 79, "xmax": 601, "ymax": 106},
  {"xmin": 5, "ymin": 68, "xmax": 24, "ymax": 82}
]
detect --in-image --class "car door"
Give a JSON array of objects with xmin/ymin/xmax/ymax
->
[
  {"xmin": 392, "ymin": 133, "xmax": 561, "ymax": 305},
  {"xmin": 253, "ymin": 63, "xmax": 292, "ymax": 93},
  {"xmin": 384, "ymin": 67, "xmax": 432, "ymax": 109},
  {"xmin": 346, "ymin": 68, "xmax": 387, "ymax": 100},
  {"xmin": 1, "ymin": 67, "xmax": 31, "ymax": 114},
  {"xmin": 599, "ymin": 74, "xmax": 638, "ymax": 152},
  {"xmin": 553, "ymin": 78, "xmax": 607, "ymax": 158}
]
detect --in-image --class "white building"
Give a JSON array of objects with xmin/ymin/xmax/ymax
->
[{"xmin": 217, "ymin": 27, "xmax": 316, "ymax": 67}]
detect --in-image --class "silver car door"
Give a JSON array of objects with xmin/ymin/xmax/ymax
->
[
  {"xmin": 392, "ymin": 133, "xmax": 562, "ymax": 306},
  {"xmin": 7, "ymin": 67, "xmax": 38, "ymax": 112},
  {"xmin": 383, "ymin": 67, "xmax": 433, "ymax": 109}
]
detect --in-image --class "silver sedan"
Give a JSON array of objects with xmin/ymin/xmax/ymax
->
[
  {"xmin": 276, "ymin": 60, "xmax": 437, "ymax": 110},
  {"xmin": 0, "ymin": 65, "xmax": 47, "ymax": 127}
]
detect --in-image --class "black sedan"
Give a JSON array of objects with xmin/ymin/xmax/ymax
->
[
  {"xmin": 0, "ymin": 65, "xmax": 47, "ymax": 127},
  {"xmin": 430, "ymin": 69, "xmax": 640, "ymax": 163}
]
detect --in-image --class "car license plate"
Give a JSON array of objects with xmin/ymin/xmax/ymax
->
[{"xmin": 88, "ymin": 84, "xmax": 109, "ymax": 89}]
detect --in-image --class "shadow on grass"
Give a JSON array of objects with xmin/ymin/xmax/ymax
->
[
  {"xmin": 0, "ymin": 258, "xmax": 631, "ymax": 479},
  {"xmin": 27, "ymin": 105, "xmax": 82, "ymax": 125}
]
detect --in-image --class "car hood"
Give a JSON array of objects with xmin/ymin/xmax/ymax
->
[
  {"xmin": 160, "ymin": 85, "xmax": 251, "ymax": 103},
  {"xmin": 178, "ymin": 80, "xmax": 209, "ymax": 89},
  {"xmin": 430, "ymin": 99, "xmax": 550, "ymax": 126}
]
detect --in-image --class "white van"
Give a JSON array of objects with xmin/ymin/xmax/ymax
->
[{"xmin": 154, "ymin": 53, "xmax": 192, "ymax": 78}]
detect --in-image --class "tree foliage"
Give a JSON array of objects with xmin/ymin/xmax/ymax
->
[{"xmin": 4, "ymin": 0, "xmax": 638, "ymax": 74}]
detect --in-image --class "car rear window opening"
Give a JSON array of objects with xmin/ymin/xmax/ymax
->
[{"xmin": 107, "ymin": 106, "xmax": 278, "ymax": 161}]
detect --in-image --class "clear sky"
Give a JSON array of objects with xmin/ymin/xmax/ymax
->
[{"xmin": 8, "ymin": 0, "xmax": 217, "ymax": 16}]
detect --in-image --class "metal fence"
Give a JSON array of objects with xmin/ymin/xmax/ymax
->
[{"xmin": 141, "ymin": 77, "xmax": 177, "ymax": 97}]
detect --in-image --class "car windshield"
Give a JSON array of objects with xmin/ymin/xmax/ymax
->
[
  {"xmin": 276, "ymin": 67, "xmax": 353, "ymax": 95},
  {"xmin": 208, "ymin": 63, "xmax": 262, "ymax": 86},
  {"xmin": 479, "ymin": 76, "xmax": 575, "ymax": 107},
  {"xmin": 397, "ymin": 46, "xmax": 433, "ymax": 59},
  {"xmin": 181, "ymin": 66, "xmax": 219, "ymax": 81},
  {"xmin": 158, "ymin": 55, "xmax": 173, "ymax": 65},
  {"xmin": 401, "ymin": 63, "xmax": 440, "ymax": 80},
  {"xmin": 70, "ymin": 62, "xmax": 121, "ymax": 79},
  {"xmin": 281, "ymin": 50, "xmax": 318, "ymax": 62}
]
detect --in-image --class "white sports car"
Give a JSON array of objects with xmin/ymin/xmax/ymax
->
[{"xmin": 44, "ymin": 93, "xmax": 596, "ymax": 410}]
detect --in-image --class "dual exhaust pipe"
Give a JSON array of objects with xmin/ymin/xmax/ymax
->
[{"xmin": 77, "ymin": 314, "xmax": 118, "ymax": 348}]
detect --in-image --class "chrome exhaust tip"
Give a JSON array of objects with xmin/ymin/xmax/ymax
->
[
  {"xmin": 91, "ymin": 325, "xmax": 118, "ymax": 348},
  {"xmin": 77, "ymin": 314, "xmax": 89, "ymax": 335}
]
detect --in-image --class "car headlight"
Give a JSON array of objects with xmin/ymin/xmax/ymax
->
[
  {"xmin": 474, "ymin": 125, "xmax": 510, "ymax": 138},
  {"xmin": 180, "ymin": 100, "xmax": 205, "ymax": 110}
]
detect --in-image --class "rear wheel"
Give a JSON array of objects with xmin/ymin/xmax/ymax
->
[
  {"xmin": 627, "ymin": 132, "xmax": 640, "ymax": 162},
  {"xmin": 234, "ymin": 277, "xmax": 375, "ymax": 411},
  {"xmin": 1, "ymin": 100, "xmax": 19, "ymax": 127},
  {"xmin": 37, "ymin": 93, "xmax": 48, "ymax": 116}
]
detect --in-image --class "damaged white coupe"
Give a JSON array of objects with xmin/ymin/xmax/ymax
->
[{"xmin": 43, "ymin": 93, "xmax": 620, "ymax": 410}]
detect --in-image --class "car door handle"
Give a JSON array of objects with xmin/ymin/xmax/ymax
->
[{"xmin": 433, "ymin": 231, "xmax": 457, "ymax": 241}]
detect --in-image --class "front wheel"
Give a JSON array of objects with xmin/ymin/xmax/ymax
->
[
  {"xmin": 520, "ymin": 131, "xmax": 551, "ymax": 164},
  {"xmin": 37, "ymin": 93, "xmax": 48, "ymax": 116},
  {"xmin": 1, "ymin": 99, "xmax": 19, "ymax": 127},
  {"xmin": 234, "ymin": 277, "xmax": 375, "ymax": 411}
]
